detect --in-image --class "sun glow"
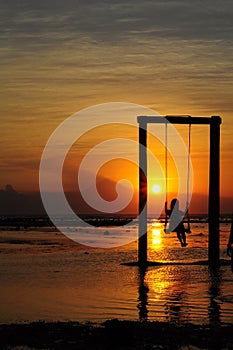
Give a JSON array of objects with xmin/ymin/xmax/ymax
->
[{"xmin": 152, "ymin": 184, "xmax": 161, "ymax": 193}]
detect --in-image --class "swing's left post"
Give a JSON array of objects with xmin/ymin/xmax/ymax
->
[{"xmin": 138, "ymin": 117, "xmax": 147, "ymax": 266}]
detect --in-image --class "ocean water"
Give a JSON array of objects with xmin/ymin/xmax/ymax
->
[{"xmin": 0, "ymin": 218, "xmax": 232, "ymax": 325}]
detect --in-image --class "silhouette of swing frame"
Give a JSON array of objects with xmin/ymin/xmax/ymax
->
[{"xmin": 137, "ymin": 115, "xmax": 222, "ymax": 266}]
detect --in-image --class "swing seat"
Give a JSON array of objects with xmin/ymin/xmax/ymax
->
[{"xmin": 185, "ymin": 228, "xmax": 192, "ymax": 234}]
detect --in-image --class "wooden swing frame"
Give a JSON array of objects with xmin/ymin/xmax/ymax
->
[{"xmin": 138, "ymin": 115, "xmax": 222, "ymax": 266}]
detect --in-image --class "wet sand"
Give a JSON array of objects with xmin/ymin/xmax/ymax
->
[
  {"xmin": 1, "ymin": 225, "xmax": 233, "ymax": 325},
  {"xmin": 1, "ymin": 219, "xmax": 232, "ymax": 349},
  {"xmin": 1, "ymin": 319, "xmax": 233, "ymax": 350}
]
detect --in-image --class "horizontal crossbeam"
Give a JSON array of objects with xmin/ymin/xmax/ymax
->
[{"xmin": 137, "ymin": 115, "xmax": 222, "ymax": 125}]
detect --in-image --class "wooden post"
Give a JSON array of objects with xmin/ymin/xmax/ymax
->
[
  {"xmin": 208, "ymin": 116, "xmax": 221, "ymax": 265},
  {"xmin": 138, "ymin": 120, "xmax": 147, "ymax": 266}
]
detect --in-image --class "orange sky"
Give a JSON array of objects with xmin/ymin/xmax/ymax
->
[
  {"xmin": 59, "ymin": 117, "xmax": 231, "ymax": 214},
  {"xmin": 0, "ymin": 1, "xmax": 233, "ymax": 214}
]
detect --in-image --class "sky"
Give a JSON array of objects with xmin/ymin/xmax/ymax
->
[{"xmin": 1, "ymin": 0, "xmax": 233, "ymax": 214}]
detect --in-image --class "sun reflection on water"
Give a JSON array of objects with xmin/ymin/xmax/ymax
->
[
  {"xmin": 149, "ymin": 220, "xmax": 164, "ymax": 251},
  {"xmin": 138, "ymin": 266, "xmax": 192, "ymax": 323},
  {"xmin": 146, "ymin": 268, "xmax": 173, "ymax": 301},
  {"xmin": 151, "ymin": 228, "xmax": 161, "ymax": 245}
]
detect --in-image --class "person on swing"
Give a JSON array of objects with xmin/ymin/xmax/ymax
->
[{"xmin": 165, "ymin": 198, "xmax": 187, "ymax": 247}]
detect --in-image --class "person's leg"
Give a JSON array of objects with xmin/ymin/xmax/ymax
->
[
  {"xmin": 177, "ymin": 228, "xmax": 187, "ymax": 247},
  {"xmin": 176, "ymin": 232, "xmax": 183, "ymax": 247},
  {"xmin": 180, "ymin": 224, "xmax": 187, "ymax": 247},
  {"xmin": 181, "ymin": 230, "xmax": 187, "ymax": 246}
]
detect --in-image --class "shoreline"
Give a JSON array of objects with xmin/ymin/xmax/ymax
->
[
  {"xmin": 1, "ymin": 319, "xmax": 233, "ymax": 350},
  {"xmin": 0, "ymin": 214, "xmax": 232, "ymax": 231}
]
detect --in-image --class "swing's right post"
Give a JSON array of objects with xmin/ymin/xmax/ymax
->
[
  {"xmin": 208, "ymin": 116, "xmax": 222, "ymax": 265},
  {"xmin": 138, "ymin": 118, "xmax": 147, "ymax": 266}
]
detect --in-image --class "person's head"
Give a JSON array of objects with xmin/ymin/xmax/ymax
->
[{"xmin": 171, "ymin": 198, "xmax": 179, "ymax": 210}]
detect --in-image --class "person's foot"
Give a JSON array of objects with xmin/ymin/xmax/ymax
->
[{"xmin": 182, "ymin": 242, "xmax": 188, "ymax": 247}]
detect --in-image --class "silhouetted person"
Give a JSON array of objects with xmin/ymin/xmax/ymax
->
[{"xmin": 165, "ymin": 198, "xmax": 187, "ymax": 247}]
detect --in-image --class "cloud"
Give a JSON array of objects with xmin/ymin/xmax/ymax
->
[
  {"xmin": 2, "ymin": 0, "xmax": 233, "ymax": 94},
  {"xmin": 1, "ymin": 0, "xmax": 233, "ymax": 52}
]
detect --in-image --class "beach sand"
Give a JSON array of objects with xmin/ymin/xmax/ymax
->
[{"xmin": 1, "ymin": 319, "xmax": 233, "ymax": 350}]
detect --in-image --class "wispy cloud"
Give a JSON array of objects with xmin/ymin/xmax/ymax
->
[{"xmin": 1, "ymin": 0, "xmax": 233, "ymax": 48}]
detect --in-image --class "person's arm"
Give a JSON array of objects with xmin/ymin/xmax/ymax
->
[{"xmin": 165, "ymin": 202, "xmax": 171, "ymax": 216}]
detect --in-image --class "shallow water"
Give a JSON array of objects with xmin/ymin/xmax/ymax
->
[{"xmin": 0, "ymin": 221, "xmax": 232, "ymax": 325}]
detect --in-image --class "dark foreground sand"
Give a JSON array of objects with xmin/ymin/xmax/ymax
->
[{"xmin": 0, "ymin": 320, "xmax": 233, "ymax": 350}]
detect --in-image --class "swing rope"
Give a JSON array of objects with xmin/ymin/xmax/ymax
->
[
  {"xmin": 164, "ymin": 121, "xmax": 168, "ymax": 229},
  {"xmin": 164, "ymin": 120, "xmax": 192, "ymax": 233},
  {"xmin": 185, "ymin": 122, "xmax": 192, "ymax": 233}
]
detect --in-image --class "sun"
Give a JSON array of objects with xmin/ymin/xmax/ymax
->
[{"xmin": 152, "ymin": 184, "xmax": 161, "ymax": 193}]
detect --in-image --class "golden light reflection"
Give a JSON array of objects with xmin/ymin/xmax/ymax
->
[
  {"xmin": 151, "ymin": 228, "xmax": 161, "ymax": 246},
  {"xmin": 145, "ymin": 268, "xmax": 172, "ymax": 302},
  {"xmin": 152, "ymin": 220, "xmax": 162, "ymax": 228},
  {"xmin": 138, "ymin": 267, "xmax": 189, "ymax": 323},
  {"xmin": 150, "ymin": 220, "xmax": 164, "ymax": 247}
]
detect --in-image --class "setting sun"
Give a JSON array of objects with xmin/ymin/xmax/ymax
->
[{"xmin": 152, "ymin": 184, "xmax": 161, "ymax": 193}]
